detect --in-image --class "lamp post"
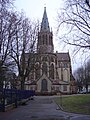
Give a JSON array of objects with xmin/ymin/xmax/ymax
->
[
  {"xmin": 61, "ymin": 62, "xmax": 63, "ymax": 81},
  {"xmin": 59, "ymin": 62, "xmax": 63, "ymax": 108},
  {"xmin": 59, "ymin": 91, "xmax": 62, "ymax": 108}
]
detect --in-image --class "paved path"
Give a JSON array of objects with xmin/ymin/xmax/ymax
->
[{"xmin": 0, "ymin": 96, "xmax": 90, "ymax": 120}]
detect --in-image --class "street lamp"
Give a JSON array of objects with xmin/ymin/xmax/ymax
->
[{"xmin": 59, "ymin": 62, "xmax": 63, "ymax": 108}]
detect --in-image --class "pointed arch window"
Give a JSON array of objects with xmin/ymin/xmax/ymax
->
[
  {"xmin": 46, "ymin": 34, "xmax": 48, "ymax": 45},
  {"xmin": 42, "ymin": 62, "xmax": 47, "ymax": 75},
  {"xmin": 49, "ymin": 35, "xmax": 51, "ymax": 45},
  {"xmin": 63, "ymin": 69, "xmax": 68, "ymax": 81},
  {"xmin": 50, "ymin": 56, "xmax": 54, "ymax": 62},
  {"xmin": 35, "ymin": 63, "xmax": 40, "ymax": 79},
  {"xmin": 49, "ymin": 35, "xmax": 52, "ymax": 45},
  {"xmin": 49, "ymin": 64, "xmax": 54, "ymax": 79}
]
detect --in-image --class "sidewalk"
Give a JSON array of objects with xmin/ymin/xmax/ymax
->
[{"xmin": 0, "ymin": 96, "xmax": 90, "ymax": 120}]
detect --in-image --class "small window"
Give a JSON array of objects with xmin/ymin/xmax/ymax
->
[
  {"xmin": 64, "ymin": 63, "xmax": 68, "ymax": 68},
  {"xmin": 59, "ymin": 62, "xmax": 63, "ymax": 68},
  {"xmin": 63, "ymin": 85, "xmax": 67, "ymax": 91}
]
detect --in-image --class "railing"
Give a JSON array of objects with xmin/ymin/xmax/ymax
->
[{"xmin": 0, "ymin": 89, "xmax": 35, "ymax": 112}]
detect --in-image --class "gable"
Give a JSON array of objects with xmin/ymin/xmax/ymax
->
[
  {"xmin": 57, "ymin": 53, "xmax": 70, "ymax": 61},
  {"xmin": 37, "ymin": 74, "xmax": 52, "ymax": 83}
]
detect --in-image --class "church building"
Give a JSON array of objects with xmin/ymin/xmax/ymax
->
[{"xmin": 24, "ymin": 7, "xmax": 74, "ymax": 94}]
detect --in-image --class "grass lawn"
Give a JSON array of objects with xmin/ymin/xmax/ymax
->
[{"xmin": 54, "ymin": 94, "xmax": 90, "ymax": 114}]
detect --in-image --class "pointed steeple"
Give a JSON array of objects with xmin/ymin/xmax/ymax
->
[
  {"xmin": 37, "ymin": 7, "xmax": 54, "ymax": 53},
  {"xmin": 41, "ymin": 7, "xmax": 50, "ymax": 32}
]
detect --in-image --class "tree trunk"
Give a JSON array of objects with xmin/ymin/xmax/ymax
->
[{"xmin": 20, "ymin": 77, "xmax": 25, "ymax": 90}]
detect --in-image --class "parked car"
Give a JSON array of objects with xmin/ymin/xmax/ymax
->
[
  {"xmin": 79, "ymin": 90, "xmax": 86, "ymax": 94},
  {"xmin": 87, "ymin": 89, "xmax": 90, "ymax": 93},
  {"xmin": 79, "ymin": 89, "xmax": 90, "ymax": 94}
]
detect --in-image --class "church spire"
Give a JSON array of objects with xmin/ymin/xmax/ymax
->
[
  {"xmin": 41, "ymin": 7, "xmax": 50, "ymax": 32},
  {"xmin": 37, "ymin": 7, "xmax": 54, "ymax": 53}
]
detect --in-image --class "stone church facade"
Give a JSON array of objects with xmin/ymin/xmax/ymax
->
[{"xmin": 24, "ymin": 7, "xmax": 74, "ymax": 94}]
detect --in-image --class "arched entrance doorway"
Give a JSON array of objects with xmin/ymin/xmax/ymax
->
[{"xmin": 41, "ymin": 79, "xmax": 48, "ymax": 92}]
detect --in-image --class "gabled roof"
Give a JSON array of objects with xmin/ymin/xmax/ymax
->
[
  {"xmin": 36, "ymin": 74, "xmax": 52, "ymax": 83},
  {"xmin": 57, "ymin": 53, "xmax": 70, "ymax": 61}
]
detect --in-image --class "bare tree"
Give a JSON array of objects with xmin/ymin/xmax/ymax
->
[
  {"xmin": 0, "ymin": 0, "xmax": 40, "ymax": 90},
  {"xmin": 57, "ymin": 0, "xmax": 90, "ymax": 54},
  {"xmin": 84, "ymin": 60, "xmax": 90, "ymax": 91},
  {"xmin": 74, "ymin": 59, "xmax": 90, "ymax": 92},
  {"xmin": 0, "ymin": 0, "xmax": 16, "ymax": 88},
  {"xmin": 0, "ymin": 0, "xmax": 15, "ymax": 66},
  {"xmin": 74, "ymin": 66, "xmax": 84, "ymax": 92},
  {"xmin": 10, "ymin": 13, "xmax": 39, "ymax": 89}
]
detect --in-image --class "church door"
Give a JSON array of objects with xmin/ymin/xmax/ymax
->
[{"xmin": 41, "ymin": 79, "xmax": 48, "ymax": 92}]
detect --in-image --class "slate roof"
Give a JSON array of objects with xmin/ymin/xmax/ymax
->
[
  {"xmin": 41, "ymin": 7, "xmax": 50, "ymax": 32},
  {"xmin": 23, "ymin": 52, "xmax": 70, "ymax": 62},
  {"xmin": 57, "ymin": 53, "xmax": 70, "ymax": 61}
]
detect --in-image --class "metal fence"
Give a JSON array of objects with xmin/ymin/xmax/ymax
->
[{"xmin": 0, "ymin": 89, "xmax": 35, "ymax": 112}]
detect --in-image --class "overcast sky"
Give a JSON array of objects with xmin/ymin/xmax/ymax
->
[
  {"xmin": 14, "ymin": 0, "xmax": 65, "ymax": 51},
  {"xmin": 14, "ymin": 0, "xmax": 83, "ymax": 72},
  {"xmin": 14, "ymin": 0, "xmax": 63, "ymax": 27}
]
